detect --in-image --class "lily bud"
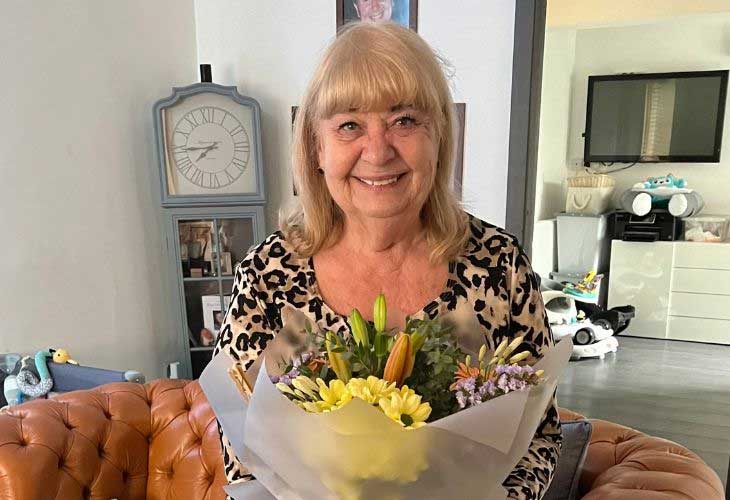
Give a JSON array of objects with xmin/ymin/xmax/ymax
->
[
  {"xmin": 494, "ymin": 338, "xmax": 509, "ymax": 358},
  {"xmin": 374, "ymin": 293, "xmax": 387, "ymax": 333},
  {"xmin": 348, "ymin": 308, "xmax": 370, "ymax": 347},
  {"xmin": 383, "ymin": 333, "xmax": 413, "ymax": 386},
  {"xmin": 325, "ymin": 332, "xmax": 351, "ymax": 382},
  {"xmin": 478, "ymin": 345, "xmax": 487, "ymax": 363},
  {"xmin": 503, "ymin": 336, "xmax": 525, "ymax": 358},
  {"xmin": 509, "ymin": 351, "xmax": 531, "ymax": 364},
  {"xmin": 410, "ymin": 330, "xmax": 426, "ymax": 353}
]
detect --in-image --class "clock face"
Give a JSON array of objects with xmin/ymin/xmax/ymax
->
[{"xmin": 172, "ymin": 106, "xmax": 251, "ymax": 189}]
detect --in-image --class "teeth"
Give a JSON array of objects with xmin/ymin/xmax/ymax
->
[{"xmin": 360, "ymin": 176, "xmax": 399, "ymax": 186}]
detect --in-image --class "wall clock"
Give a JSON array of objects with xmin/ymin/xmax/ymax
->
[{"xmin": 153, "ymin": 83, "xmax": 265, "ymax": 207}]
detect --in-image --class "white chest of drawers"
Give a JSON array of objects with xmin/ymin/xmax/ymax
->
[{"xmin": 608, "ymin": 240, "xmax": 730, "ymax": 344}]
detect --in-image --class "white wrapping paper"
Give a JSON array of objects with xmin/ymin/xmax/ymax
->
[{"xmin": 200, "ymin": 335, "xmax": 572, "ymax": 500}]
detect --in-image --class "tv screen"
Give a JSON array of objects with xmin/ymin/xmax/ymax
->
[{"xmin": 584, "ymin": 70, "xmax": 728, "ymax": 165}]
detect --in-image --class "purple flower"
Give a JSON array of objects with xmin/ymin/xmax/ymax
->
[
  {"xmin": 508, "ymin": 378, "xmax": 527, "ymax": 392},
  {"xmin": 456, "ymin": 390, "xmax": 467, "ymax": 409},
  {"xmin": 292, "ymin": 352, "xmax": 312, "ymax": 368},
  {"xmin": 272, "ymin": 367, "xmax": 300, "ymax": 386},
  {"xmin": 497, "ymin": 374, "xmax": 510, "ymax": 392},
  {"xmin": 484, "ymin": 379, "xmax": 497, "ymax": 397}
]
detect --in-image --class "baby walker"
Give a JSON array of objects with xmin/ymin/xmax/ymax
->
[{"xmin": 541, "ymin": 272, "xmax": 635, "ymax": 360}]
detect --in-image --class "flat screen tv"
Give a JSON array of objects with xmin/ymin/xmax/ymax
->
[{"xmin": 584, "ymin": 70, "xmax": 728, "ymax": 166}]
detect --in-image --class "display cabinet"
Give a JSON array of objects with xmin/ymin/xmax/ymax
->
[
  {"xmin": 153, "ymin": 76, "xmax": 266, "ymax": 379},
  {"xmin": 165, "ymin": 206, "xmax": 266, "ymax": 379}
]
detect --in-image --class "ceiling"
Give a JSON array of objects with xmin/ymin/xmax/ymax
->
[{"xmin": 547, "ymin": 0, "xmax": 730, "ymax": 28}]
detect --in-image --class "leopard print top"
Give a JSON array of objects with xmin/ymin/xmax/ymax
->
[{"xmin": 213, "ymin": 213, "xmax": 562, "ymax": 499}]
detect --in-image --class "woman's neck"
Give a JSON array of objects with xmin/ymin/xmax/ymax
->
[{"xmin": 338, "ymin": 212, "xmax": 425, "ymax": 270}]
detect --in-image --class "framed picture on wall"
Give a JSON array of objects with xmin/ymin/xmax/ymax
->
[
  {"xmin": 453, "ymin": 102, "xmax": 466, "ymax": 199},
  {"xmin": 336, "ymin": 0, "xmax": 418, "ymax": 32}
]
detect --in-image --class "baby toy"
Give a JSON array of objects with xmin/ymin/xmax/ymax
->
[
  {"xmin": 52, "ymin": 348, "xmax": 78, "ymax": 365},
  {"xmin": 619, "ymin": 173, "xmax": 704, "ymax": 217},
  {"xmin": 563, "ymin": 271, "xmax": 601, "ymax": 301},
  {"xmin": 16, "ymin": 350, "xmax": 54, "ymax": 399},
  {"xmin": 541, "ymin": 277, "xmax": 635, "ymax": 360},
  {"xmin": 1, "ymin": 348, "xmax": 79, "ymax": 407}
]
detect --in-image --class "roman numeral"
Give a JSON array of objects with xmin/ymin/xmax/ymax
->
[
  {"xmin": 177, "ymin": 157, "xmax": 193, "ymax": 176},
  {"xmin": 175, "ymin": 129, "xmax": 190, "ymax": 140},
  {"xmin": 199, "ymin": 107, "xmax": 214, "ymax": 123},
  {"xmin": 212, "ymin": 173, "xmax": 222, "ymax": 188},
  {"xmin": 190, "ymin": 168, "xmax": 204, "ymax": 186},
  {"xmin": 224, "ymin": 169, "xmax": 236, "ymax": 184},
  {"xmin": 172, "ymin": 144, "xmax": 187, "ymax": 154},
  {"xmin": 185, "ymin": 113, "xmax": 198, "ymax": 128},
  {"xmin": 231, "ymin": 158, "xmax": 247, "ymax": 172},
  {"xmin": 229, "ymin": 125, "xmax": 244, "ymax": 136},
  {"xmin": 234, "ymin": 141, "xmax": 249, "ymax": 152}
]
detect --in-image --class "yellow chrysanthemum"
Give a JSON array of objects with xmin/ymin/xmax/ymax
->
[
  {"xmin": 346, "ymin": 376, "xmax": 397, "ymax": 405},
  {"xmin": 378, "ymin": 385, "xmax": 432, "ymax": 429},
  {"xmin": 314, "ymin": 378, "xmax": 353, "ymax": 412}
]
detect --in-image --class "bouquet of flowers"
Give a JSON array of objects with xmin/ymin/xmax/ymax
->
[{"xmin": 201, "ymin": 295, "xmax": 572, "ymax": 500}]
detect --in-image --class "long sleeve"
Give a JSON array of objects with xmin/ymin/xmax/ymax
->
[
  {"xmin": 501, "ymin": 245, "xmax": 562, "ymax": 500},
  {"xmin": 213, "ymin": 256, "xmax": 275, "ymax": 485}
]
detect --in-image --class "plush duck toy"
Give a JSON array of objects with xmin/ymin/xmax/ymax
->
[{"xmin": 52, "ymin": 348, "xmax": 78, "ymax": 365}]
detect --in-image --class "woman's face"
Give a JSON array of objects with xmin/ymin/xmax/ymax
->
[{"xmin": 316, "ymin": 106, "xmax": 438, "ymax": 223}]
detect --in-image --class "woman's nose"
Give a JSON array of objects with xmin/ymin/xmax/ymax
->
[{"xmin": 361, "ymin": 127, "xmax": 395, "ymax": 166}]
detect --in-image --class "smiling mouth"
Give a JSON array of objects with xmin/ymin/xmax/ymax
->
[{"xmin": 354, "ymin": 173, "xmax": 407, "ymax": 187}]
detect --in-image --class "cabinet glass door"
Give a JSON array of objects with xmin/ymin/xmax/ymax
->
[{"xmin": 176, "ymin": 214, "xmax": 259, "ymax": 378}]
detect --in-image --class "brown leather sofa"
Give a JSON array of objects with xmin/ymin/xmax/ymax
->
[{"xmin": 0, "ymin": 381, "xmax": 723, "ymax": 499}]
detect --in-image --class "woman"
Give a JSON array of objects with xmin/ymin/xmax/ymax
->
[{"xmin": 214, "ymin": 21, "xmax": 561, "ymax": 499}]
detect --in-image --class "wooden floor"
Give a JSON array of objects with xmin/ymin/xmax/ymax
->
[{"xmin": 557, "ymin": 336, "xmax": 730, "ymax": 490}]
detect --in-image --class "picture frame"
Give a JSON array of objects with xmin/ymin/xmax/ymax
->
[
  {"xmin": 201, "ymin": 294, "xmax": 231, "ymax": 343},
  {"xmin": 336, "ymin": 0, "xmax": 418, "ymax": 32},
  {"xmin": 453, "ymin": 103, "xmax": 466, "ymax": 199},
  {"xmin": 219, "ymin": 251, "xmax": 233, "ymax": 275}
]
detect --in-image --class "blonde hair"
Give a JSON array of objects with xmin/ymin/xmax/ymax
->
[{"xmin": 281, "ymin": 22, "xmax": 469, "ymax": 264}]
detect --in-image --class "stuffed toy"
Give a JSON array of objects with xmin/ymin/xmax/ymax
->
[
  {"xmin": 619, "ymin": 173, "xmax": 704, "ymax": 217},
  {"xmin": 1, "ymin": 348, "xmax": 78, "ymax": 407}
]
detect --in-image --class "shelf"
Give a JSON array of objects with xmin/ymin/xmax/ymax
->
[
  {"xmin": 190, "ymin": 346, "xmax": 215, "ymax": 352},
  {"xmin": 183, "ymin": 276, "xmax": 222, "ymax": 282}
]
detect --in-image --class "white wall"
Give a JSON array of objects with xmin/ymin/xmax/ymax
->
[
  {"xmin": 194, "ymin": 0, "xmax": 517, "ymax": 229},
  {"xmin": 0, "ymin": 1, "xmax": 198, "ymax": 379},
  {"xmin": 534, "ymin": 28, "xmax": 576, "ymax": 222}
]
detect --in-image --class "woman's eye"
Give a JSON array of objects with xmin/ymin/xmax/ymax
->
[
  {"xmin": 338, "ymin": 121, "xmax": 359, "ymax": 131},
  {"xmin": 394, "ymin": 115, "xmax": 417, "ymax": 127}
]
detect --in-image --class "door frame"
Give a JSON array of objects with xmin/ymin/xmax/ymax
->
[{"xmin": 505, "ymin": 0, "xmax": 547, "ymax": 257}]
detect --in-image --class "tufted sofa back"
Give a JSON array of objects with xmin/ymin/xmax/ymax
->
[{"xmin": 0, "ymin": 380, "xmax": 226, "ymax": 499}]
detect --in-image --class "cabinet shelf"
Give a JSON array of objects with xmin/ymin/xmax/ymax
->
[
  {"xmin": 165, "ymin": 206, "xmax": 266, "ymax": 379},
  {"xmin": 183, "ymin": 276, "xmax": 229, "ymax": 283}
]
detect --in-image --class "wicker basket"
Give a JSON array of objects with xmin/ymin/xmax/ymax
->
[{"xmin": 565, "ymin": 175, "xmax": 615, "ymax": 215}]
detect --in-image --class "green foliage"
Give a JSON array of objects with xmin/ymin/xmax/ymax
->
[{"xmin": 403, "ymin": 317, "xmax": 462, "ymax": 420}]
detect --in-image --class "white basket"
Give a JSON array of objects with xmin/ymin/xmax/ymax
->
[{"xmin": 565, "ymin": 186, "xmax": 615, "ymax": 215}]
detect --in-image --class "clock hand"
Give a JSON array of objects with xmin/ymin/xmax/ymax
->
[{"xmin": 185, "ymin": 141, "xmax": 220, "ymax": 152}]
